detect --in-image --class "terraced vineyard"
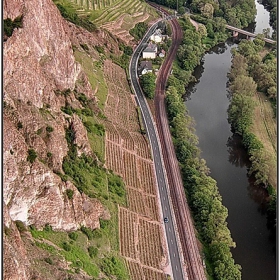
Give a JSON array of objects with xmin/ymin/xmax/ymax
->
[
  {"xmin": 103, "ymin": 60, "xmax": 170, "ymax": 279},
  {"xmin": 67, "ymin": 0, "xmax": 158, "ymax": 44}
]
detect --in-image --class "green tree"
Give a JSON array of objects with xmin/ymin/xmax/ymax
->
[
  {"xmin": 139, "ymin": 72, "xmax": 156, "ymax": 99},
  {"xmin": 27, "ymin": 149, "xmax": 37, "ymax": 163}
]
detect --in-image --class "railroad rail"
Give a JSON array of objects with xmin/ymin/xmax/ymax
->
[
  {"xmin": 225, "ymin": 24, "xmax": 276, "ymax": 44},
  {"xmin": 148, "ymin": 2, "xmax": 207, "ymax": 279}
]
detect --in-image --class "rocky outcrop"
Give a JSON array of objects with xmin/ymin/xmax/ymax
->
[
  {"xmin": 4, "ymin": 0, "xmax": 82, "ymax": 109},
  {"xmin": 71, "ymin": 114, "xmax": 93, "ymax": 157},
  {"xmin": 3, "ymin": 204, "xmax": 31, "ymax": 280},
  {"xmin": 3, "ymin": 0, "xmax": 110, "ymax": 232},
  {"xmin": 3, "ymin": 0, "xmax": 118, "ymax": 278},
  {"xmin": 4, "ymin": 113, "xmax": 106, "ymax": 230}
]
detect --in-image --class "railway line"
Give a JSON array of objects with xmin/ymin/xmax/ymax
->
[{"xmin": 148, "ymin": 2, "xmax": 207, "ymax": 279}]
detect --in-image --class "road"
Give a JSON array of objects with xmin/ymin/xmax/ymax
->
[{"xmin": 129, "ymin": 22, "xmax": 186, "ymax": 280}]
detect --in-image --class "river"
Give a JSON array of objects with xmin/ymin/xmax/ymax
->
[{"xmin": 184, "ymin": 1, "xmax": 276, "ymax": 279}]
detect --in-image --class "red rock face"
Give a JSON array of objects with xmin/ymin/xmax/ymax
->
[
  {"xmin": 4, "ymin": 0, "xmax": 80, "ymax": 109},
  {"xmin": 3, "ymin": 0, "xmax": 107, "ymax": 232},
  {"xmin": 3, "ymin": 204, "xmax": 31, "ymax": 280}
]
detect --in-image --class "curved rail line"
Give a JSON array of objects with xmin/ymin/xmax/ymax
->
[{"xmin": 148, "ymin": 2, "xmax": 207, "ymax": 279}]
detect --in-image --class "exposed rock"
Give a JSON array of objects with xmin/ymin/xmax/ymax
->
[
  {"xmin": 4, "ymin": 0, "xmax": 115, "ymax": 277},
  {"xmin": 4, "ymin": 0, "xmax": 80, "ymax": 109},
  {"xmin": 71, "ymin": 114, "xmax": 92, "ymax": 156},
  {"xmin": 3, "ymin": 203, "xmax": 31, "ymax": 280},
  {"xmin": 3, "ymin": 0, "xmax": 108, "ymax": 232}
]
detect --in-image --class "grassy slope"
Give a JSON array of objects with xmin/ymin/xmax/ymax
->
[{"xmin": 251, "ymin": 92, "xmax": 277, "ymax": 188}]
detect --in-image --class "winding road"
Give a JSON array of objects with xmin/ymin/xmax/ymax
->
[
  {"xmin": 129, "ymin": 6, "xmax": 206, "ymax": 280},
  {"xmin": 129, "ymin": 22, "xmax": 185, "ymax": 280}
]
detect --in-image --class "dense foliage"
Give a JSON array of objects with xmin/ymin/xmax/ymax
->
[
  {"xmin": 162, "ymin": 19, "xmax": 242, "ymax": 279},
  {"xmin": 129, "ymin": 22, "xmax": 149, "ymax": 40},
  {"xmin": 54, "ymin": 1, "xmax": 96, "ymax": 32},
  {"xmin": 4, "ymin": 15, "xmax": 23, "ymax": 38},
  {"xmin": 165, "ymin": 86, "xmax": 242, "ymax": 280},
  {"xmin": 227, "ymin": 40, "xmax": 276, "ymax": 233},
  {"xmin": 139, "ymin": 72, "xmax": 156, "ymax": 99},
  {"xmin": 62, "ymin": 125, "xmax": 126, "ymax": 204},
  {"xmin": 265, "ymin": 0, "xmax": 277, "ymax": 34}
]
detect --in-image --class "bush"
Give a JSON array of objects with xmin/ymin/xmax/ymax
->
[
  {"xmin": 129, "ymin": 22, "xmax": 148, "ymax": 40},
  {"xmin": 4, "ymin": 226, "xmax": 12, "ymax": 236},
  {"xmin": 80, "ymin": 43, "xmax": 89, "ymax": 51},
  {"xmin": 17, "ymin": 122, "xmax": 23, "ymax": 129},
  {"xmin": 66, "ymin": 189, "xmax": 74, "ymax": 200},
  {"xmin": 101, "ymin": 256, "xmax": 128, "ymax": 280},
  {"xmin": 81, "ymin": 226, "xmax": 94, "ymax": 240},
  {"xmin": 88, "ymin": 246, "xmax": 98, "ymax": 258},
  {"xmin": 4, "ymin": 15, "xmax": 23, "ymax": 38},
  {"xmin": 68, "ymin": 231, "xmax": 78, "ymax": 240},
  {"xmin": 139, "ymin": 73, "xmax": 156, "ymax": 99},
  {"xmin": 36, "ymin": 128, "xmax": 43, "ymax": 135},
  {"xmin": 62, "ymin": 241, "xmax": 71, "ymax": 251},
  {"xmin": 47, "ymin": 152, "xmax": 52, "ymax": 158},
  {"xmin": 27, "ymin": 149, "xmax": 37, "ymax": 163},
  {"xmin": 44, "ymin": 257, "xmax": 53, "ymax": 265},
  {"xmin": 15, "ymin": 220, "xmax": 26, "ymax": 233},
  {"xmin": 108, "ymin": 173, "xmax": 125, "ymax": 197},
  {"xmin": 55, "ymin": 3, "xmax": 96, "ymax": 32},
  {"xmin": 46, "ymin": 126, "xmax": 54, "ymax": 133},
  {"xmin": 44, "ymin": 224, "xmax": 53, "ymax": 232}
]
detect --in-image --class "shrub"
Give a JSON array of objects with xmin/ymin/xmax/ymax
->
[
  {"xmin": 4, "ymin": 15, "xmax": 23, "ymax": 38},
  {"xmin": 15, "ymin": 220, "xmax": 26, "ymax": 233},
  {"xmin": 36, "ymin": 128, "xmax": 43, "ymax": 135},
  {"xmin": 27, "ymin": 149, "xmax": 37, "ymax": 163},
  {"xmin": 44, "ymin": 257, "xmax": 53, "ymax": 265},
  {"xmin": 81, "ymin": 226, "xmax": 93, "ymax": 240},
  {"xmin": 88, "ymin": 246, "xmax": 98, "ymax": 258},
  {"xmin": 66, "ymin": 189, "xmax": 74, "ymax": 200},
  {"xmin": 100, "ymin": 219, "xmax": 109, "ymax": 229},
  {"xmin": 62, "ymin": 241, "xmax": 71, "ymax": 251},
  {"xmin": 17, "ymin": 122, "xmax": 23, "ymax": 129},
  {"xmin": 95, "ymin": 45, "xmax": 105, "ymax": 54},
  {"xmin": 101, "ymin": 256, "xmax": 128, "ymax": 280},
  {"xmin": 68, "ymin": 231, "xmax": 78, "ymax": 241},
  {"xmin": 129, "ymin": 22, "xmax": 148, "ymax": 40},
  {"xmin": 44, "ymin": 224, "xmax": 53, "ymax": 232},
  {"xmin": 47, "ymin": 152, "xmax": 52, "ymax": 158},
  {"xmin": 4, "ymin": 226, "xmax": 12, "ymax": 236},
  {"xmin": 46, "ymin": 126, "xmax": 54, "ymax": 133},
  {"xmin": 80, "ymin": 43, "xmax": 89, "ymax": 51},
  {"xmin": 55, "ymin": 3, "xmax": 96, "ymax": 32}
]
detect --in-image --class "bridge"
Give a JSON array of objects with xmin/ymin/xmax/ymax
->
[{"xmin": 226, "ymin": 25, "xmax": 276, "ymax": 44}]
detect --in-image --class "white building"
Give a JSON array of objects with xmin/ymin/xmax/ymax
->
[
  {"xmin": 142, "ymin": 43, "xmax": 157, "ymax": 59},
  {"xmin": 150, "ymin": 29, "xmax": 163, "ymax": 43}
]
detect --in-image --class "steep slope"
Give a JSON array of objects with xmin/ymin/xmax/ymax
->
[{"xmin": 3, "ymin": 0, "xmax": 123, "ymax": 278}]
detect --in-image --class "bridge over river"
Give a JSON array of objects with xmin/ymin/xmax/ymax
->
[{"xmin": 226, "ymin": 24, "xmax": 276, "ymax": 44}]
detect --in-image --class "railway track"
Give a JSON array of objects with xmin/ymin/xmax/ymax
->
[{"xmin": 148, "ymin": 3, "xmax": 207, "ymax": 279}]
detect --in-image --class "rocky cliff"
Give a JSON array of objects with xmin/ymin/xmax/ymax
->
[{"xmin": 3, "ymin": 0, "xmax": 120, "ymax": 278}]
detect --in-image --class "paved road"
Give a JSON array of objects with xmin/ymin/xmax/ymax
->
[{"xmin": 129, "ymin": 22, "xmax": 186, "ymax": 280}]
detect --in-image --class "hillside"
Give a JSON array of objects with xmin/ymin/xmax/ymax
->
[{"xmin": 3, "ymin": 0, "xmax": 166, "ymax": 279}]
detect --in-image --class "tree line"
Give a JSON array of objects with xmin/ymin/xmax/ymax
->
[
  {"xmin": 164, "ymin": 15, "xmax": 242, "ymax": 280},
  {"xmin": 227, "ymin": 38, "xmax": 276, "ymax": 237}
]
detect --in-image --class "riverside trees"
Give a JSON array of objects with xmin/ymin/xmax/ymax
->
[{"xmin": 163, "ymin": 15, "xmax": 242, "ymax": 279}]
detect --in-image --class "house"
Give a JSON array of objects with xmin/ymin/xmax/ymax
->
[
  {"xmin": 159, "ymin": 49, "xmax": 166, "ymax": 58},
  {"xmin": 142, "ymin": 43, "xmax": 157, "ymax": 59},
  {"xmin": 138, "ymin": 61, "xmax": 153, "ymax": 75},
  {"xmin": 150, "ymin": 29, "xmax": 163, "ymax": 43}
]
